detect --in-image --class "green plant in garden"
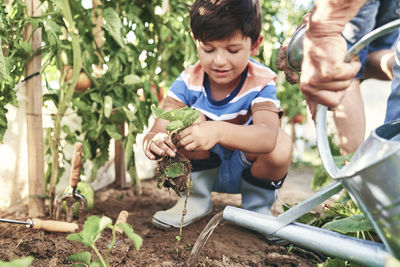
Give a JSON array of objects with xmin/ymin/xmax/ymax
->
[
  {"xmin": 66, "ymin": 215, "xmax": 142, "ymax": 267},
  {"xmin": 0, "ymin": 1, "xmax": 33, "ymax": 142},
  {"xmin": 0, "ymin": 256, "xmax": 34, "ymax": 267},
  {"xmin": 151, "ymin": 104, "xmax": 200, "ymax": 241},
  {"xmin": 151, "ymin": 104, "xmax": 199, "ymax": 191}
]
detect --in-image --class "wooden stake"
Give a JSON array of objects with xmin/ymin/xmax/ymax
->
[
  {"xmin": 115, "ymin": 123, "xmax": 128, "ymax": 188},
  {"xmin": 24, "ymin": 0, "xmax": 45, "ymax": 217}
]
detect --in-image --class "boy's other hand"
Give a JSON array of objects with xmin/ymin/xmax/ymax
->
[
  {"xmin": 178, "ymin": 121, "xmax": 218, "ymax": 152},
  {"xmin": 144, "ymin": 132, "xmax": 177, "ymax": 160}
]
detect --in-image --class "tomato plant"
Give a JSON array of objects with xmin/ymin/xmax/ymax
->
[{"xmin": 1, "ymin": 0, "xmax": 312, "ymax": 203}]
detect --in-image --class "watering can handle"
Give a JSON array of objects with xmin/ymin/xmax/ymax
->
[
  {"xmin": 316, "ymin": 105, "xmax": 339, "ymax": 178},
  {"xmin": 315, "ymin": 19, "xmax": 400, "ymax": 179},
  {"xmin": 70, "ymin": 143, "xmax": 83, "ymax": 188}
]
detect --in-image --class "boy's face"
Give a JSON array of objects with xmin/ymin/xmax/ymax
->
[{"xmin": 196, "ymin": 31, "xmax": 262, "ymax": 91}]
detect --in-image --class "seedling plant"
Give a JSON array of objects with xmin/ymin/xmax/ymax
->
[
  {"xmin": 151, "ymin": 105, "xmax": 200, "ymax": 240},
  {"xmin": 66, "ymin": 215, "xmax": 142, "ymax": 267}
]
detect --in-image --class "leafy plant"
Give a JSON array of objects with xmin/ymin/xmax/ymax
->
[
  {"xmin": 0, "ymin": 256, "xmax": 34, "ymax": 267},
  {"xmin": 66, "ymin": 215, "xmax": 142, "ymax": 267},
  {"xmin": 151, "ymin": 105, "xmax": 200, "ymax": 136},
  {"xmin": 151, "ymin": 105, "xmax": 200, "ymax": 240},
  {"xmin": 151, "ymin": 104, "xmax": 199, "ymax": 179}
]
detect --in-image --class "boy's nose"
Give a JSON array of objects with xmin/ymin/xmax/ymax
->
[{"xmin": 214, "ymin": 51, "xmax": 227, "ymax": 66}]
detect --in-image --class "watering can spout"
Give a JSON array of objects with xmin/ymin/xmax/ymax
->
[{"xmin": 222, "ymin": 206, "xmax": 392, "ymax": 267}]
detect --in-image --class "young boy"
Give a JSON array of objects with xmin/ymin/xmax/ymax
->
[{"xmin": 143, "ymin": 0, "xmax": 293, "ymax": 229}]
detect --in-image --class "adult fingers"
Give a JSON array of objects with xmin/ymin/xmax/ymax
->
[{"xmin": 304, "ymin": 89, "xmax": 346, "ymax": 110}]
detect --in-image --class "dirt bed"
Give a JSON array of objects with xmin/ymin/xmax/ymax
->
[{"xmin": 0, "ymin": 167, "xmax": 323, "ymax": 266}]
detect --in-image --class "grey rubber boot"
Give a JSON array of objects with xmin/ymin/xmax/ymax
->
[
  {"xmin": 152, "ymin": 167, "xmax": 219, "ymax": 229},
  {"xmin": 241, "ymin": 168, "xmax": 286, "ymax": 215},
  {"xmin": 241, "ymin": 169, "xmax": 288, "ymax": 244},
  {"xmin": 241, "ymin": 179, "xmax": 276, "ymax": 215}
]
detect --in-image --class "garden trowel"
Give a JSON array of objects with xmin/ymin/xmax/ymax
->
[
  {"xmin": 0, "ymin": 217, "xmax": 78, "ymax": 232},
  {"xmin": 53, "ymin": 143, "xmax": 87, "ymax": 222}
]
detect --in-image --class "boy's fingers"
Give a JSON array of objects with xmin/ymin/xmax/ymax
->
[{"xmin": 152, "ymin": 139, "xmax": 176, "ymax": 157}]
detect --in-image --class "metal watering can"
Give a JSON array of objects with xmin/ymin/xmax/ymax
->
[
  {"xmin": 317, "ymin": 107, "xmax": 400, "ymax": 258},
  {"xmin": 221, "ymin": 19, "xmax": 400, "ymax": 265}
]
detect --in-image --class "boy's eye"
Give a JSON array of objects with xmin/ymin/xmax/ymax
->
[
  {"xmin": 228, "ymin": 49, "xmax": 239, "ymax": 54},
  {"xmin": 203, "ymin": 48, "xmax": 214, "ymax": 53}
]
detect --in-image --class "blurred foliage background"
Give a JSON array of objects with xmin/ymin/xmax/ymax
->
[{"xmin": 0, "ymin": 0, "xmax": 311, "ymax": 194}]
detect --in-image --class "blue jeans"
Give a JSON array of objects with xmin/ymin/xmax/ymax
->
[
  {"xmin": 385, "ymin": 38, "xmax": 400, "ymax": 123},
  {"xmin": 342, "ymin": 0, "xmax": 400, "ymax": 78},
  {"xmin": 210, "ymin": 144, "xmax": 252, "ymax": 194}
]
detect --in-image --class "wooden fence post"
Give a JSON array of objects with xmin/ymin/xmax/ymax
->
[
  {"xmin": 115, "ymin": 123, "xmax": 128, "ymax": 188},
  {"xmin": 24, "ymin": 0, "xmax": 45, "ymax": 217}
]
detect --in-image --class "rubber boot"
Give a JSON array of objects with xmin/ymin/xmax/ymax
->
[
  {"xmin": 152, "ymin": 154, "xmax": 220, "ymax": 229},
  {"xmin": 240, "ymin": 168, "xmax": 286, "ymax": 215},
  {"xmin": 241, "ymin": 168, "xmax": 288, "ymax": 244}
]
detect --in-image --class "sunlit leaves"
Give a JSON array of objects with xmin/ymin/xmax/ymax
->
[{"xmin": 102, "ymin": 7, "xmax": 125, "ymax": 48}]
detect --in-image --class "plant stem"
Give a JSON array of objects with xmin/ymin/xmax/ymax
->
[
  {"xmin": 105, "ymin": 227, "xmax": 117, "ymax": 265},
  {"xmin": 48, "ymin": 0, "xmax": 82, "ymax": 206},
  {"xmin": 91, "ymin": 244, "xmax": 108, "ymax": 267}
]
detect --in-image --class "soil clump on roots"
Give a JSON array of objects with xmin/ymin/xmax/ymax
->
[{"xmin": 156, "ymin": 152, "xmax": 192, "ymax": 196}]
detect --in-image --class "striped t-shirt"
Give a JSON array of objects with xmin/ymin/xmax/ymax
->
[{"xmin": 165, "ymin": 58, "xmax": 282, "ymax": 125}]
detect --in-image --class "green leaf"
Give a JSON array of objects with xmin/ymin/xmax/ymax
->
[
  {"xmin": 116, "ymin": 223, "xmax": 143, "ymax": 251},
  {"xmin": 70, "ymin": 264, "xmax": 87, "ymax": 267},
  {"xmin": 123, "ymin": 106, "xmax": 137, "ymax": 122},
  {"xmin": 102, "ymin": 8, "xmax": 125, "ymax": 48},
  {"xmin": 166, "ymin": 120, "xmax": 184, "ymax": 132},
  {"xmin": 181, "ymin": 108, "xmax": 199, "ymax": 127},
  {"xmin": 73, "ymin": 99, "xmax": 91, "ymax": 112},
  {"xmin": 105, "ymin": 125, "xmax": 123, "ymax": 140},
  {"xmin": 44, "ymin": 19, "xmax": 62, "ymax": 46},
  {"xmin": 67, "ymin": 251, "xmax": 91, "ymax": 265},
  {"xmin": 19, "ymin": 41, "xmax": 32, "ymax": 53},
  {"xmin": 322, "ymin": 214, "xmax": 373, "ymax": 234},
  {"xmin": 89, "ymin": 260, "xmax": 103, "ymax": 267},
  {"xmin": 0, "ymin": 38, "xmax": 8, "ymax": 81},
  {"xmin": 104, "ymin": 96, "xmax": 113, "ymax": 118},
  {"xmin": 124, "ymin": 74, "xmax": 142, "ymax": 85},
  {"xmin": 89, "ymin": 93, "xmax": 102, "ymax": 104},
  {"xmin": 67, "ymin": 216, "xmax": 113, "ymax": 248},
  {"xmin": 0, "ymin": 256, "xmax": 34, "ymax": 267},
  {"xmin": 164, "ymin": 163, "xmax": 184, "ymax": 178},
  {"xmin": 318, "ymin": 258, "xmax": 349, "ymax": 267}
]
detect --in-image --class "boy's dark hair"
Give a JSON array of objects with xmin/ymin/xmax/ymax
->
[{"xmin": 190, "ymin": 0, "xmax": 262, "ymax": 44}]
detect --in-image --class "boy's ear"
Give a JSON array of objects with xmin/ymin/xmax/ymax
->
[{"xmin": 250, "ymin": 35, "xmax": 263, "ymax": 56}]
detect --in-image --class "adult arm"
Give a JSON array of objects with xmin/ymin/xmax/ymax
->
[{"xmin": 300, "ymin": 0, "xmax": 367, "ymax": 114}]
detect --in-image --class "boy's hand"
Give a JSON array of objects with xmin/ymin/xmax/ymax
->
[
  {"xmin": 144, "ymin": 132, "xmax": 177, "ymax": 160},
  {"xmin": 178, "ymin": 121, "xmax": 219, "ymax": 151}
]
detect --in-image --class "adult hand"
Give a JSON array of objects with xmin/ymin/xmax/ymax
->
[{"xmin": 299, "ymin": 31, "xmax": 361, "ymax": 115}]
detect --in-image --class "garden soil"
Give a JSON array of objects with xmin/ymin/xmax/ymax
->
[{"xmin": 0, "ymin": 167, "xmax": 328, "ymax": 266}]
